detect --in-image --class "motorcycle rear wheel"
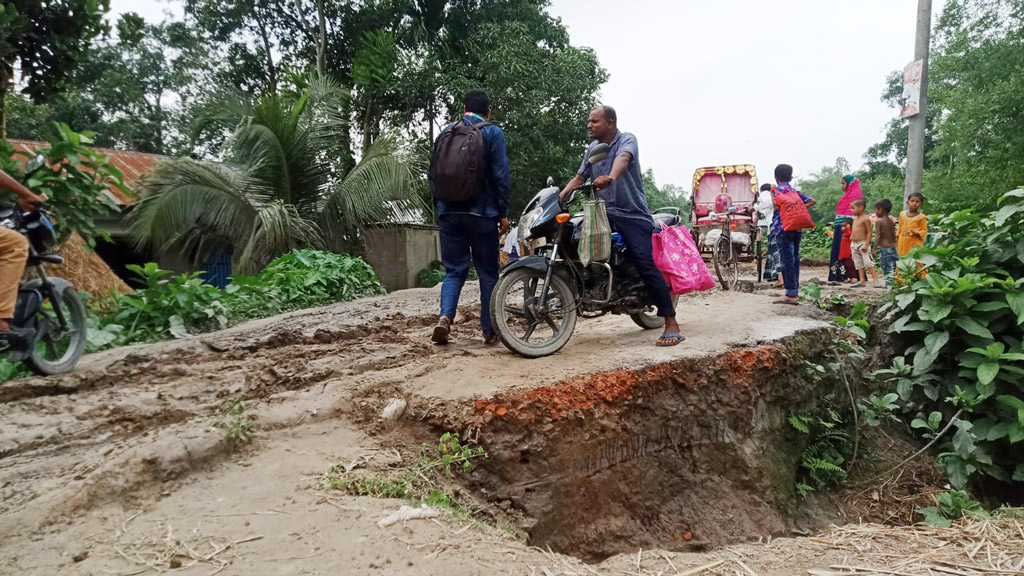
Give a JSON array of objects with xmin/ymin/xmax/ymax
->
[
  {"xmin": 27, "ymin": 288, "xmax": 88, "ymax": 375},
  {"xmin": 490, "ymin": 267, "xmax": 577, "ymax": 358}
]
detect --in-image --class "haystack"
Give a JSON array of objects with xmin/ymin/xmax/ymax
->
[{"xmin": 50, "ymin": 232, "xmax": 131, "ymax": 296}]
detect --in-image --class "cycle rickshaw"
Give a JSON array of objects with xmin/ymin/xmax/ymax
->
[{"xmin": 689, "ymin": 165, "xmax": 765, "ymax": 290}]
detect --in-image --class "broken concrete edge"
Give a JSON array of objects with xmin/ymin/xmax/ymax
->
[{"xmin": 388, "ymin": 325, "xmax": 893, "ymax": 560}]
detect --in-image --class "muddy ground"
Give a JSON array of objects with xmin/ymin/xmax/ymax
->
[{"xmin": 0, "ymin": 268, "xmax": 948, "ymax": 576}]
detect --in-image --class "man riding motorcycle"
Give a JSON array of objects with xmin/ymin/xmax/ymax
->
[
  {"xmin": 0, "ymin": 168, "xmax": 45, "ymax": 342},
  {"xmin": 558, "ymin": 106, "xmax": 683, "ymax": 347}
]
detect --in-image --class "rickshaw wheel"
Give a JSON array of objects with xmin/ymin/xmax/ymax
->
[
  {"xmin": 755, "ymin": 239, "xmax": 764, "ymax": 283},
  {"xmin": 713, "ymin": 236, "xmax": 739, "ymax": 290}
]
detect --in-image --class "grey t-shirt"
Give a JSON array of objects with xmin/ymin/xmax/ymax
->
[{"xmin": 577, "ymin": 131, "xmax": 653, "ymax": 225}]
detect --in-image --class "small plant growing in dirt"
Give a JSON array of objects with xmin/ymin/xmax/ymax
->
[
  {"xmin": 859, "ymin": 393, "xmax": 902, "ymax": 427},
  {"xmin": 800, "ymin": 282, "xmax": 847, "ymax": 310},
  {"xmin": 790, "ymin": 398, "xmax": 852, "ymax": 498},
  {"xmin": 217, "ymin": 395, "xmax": 253, "ymax": 442},
  {"xmin": 419, "ymin": 432, "xmax": 488, "ymax": 477},
  {"xmin": 835, "ymin": 300, "xmax": 871, "ymax": 340},
  {"xmin": 316, "ymin": 432, "xmax": 488, "ymax": 510},
  {"xmin": 917, "ymin": 489, "xmax": 988, "ymax": 527}
]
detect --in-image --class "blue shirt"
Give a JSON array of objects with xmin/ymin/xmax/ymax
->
[
  {"xmin": 771, "ymin": 183, "xmax": 812, "ymax": 236},
  {"xmin": 430, "ymin": 113, "xmax": 511, "ymax": 219},
  {"xmin": 577, "ymin": 131, "xmax": 652, "ymax": 226}
]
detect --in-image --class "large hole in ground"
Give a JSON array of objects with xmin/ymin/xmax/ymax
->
[{"xmin": 462, "ymin": 329, "xmax": 851, "ymax": 563}]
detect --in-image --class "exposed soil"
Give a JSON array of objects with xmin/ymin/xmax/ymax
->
[{"xmin": 0, "ymin": 269, "xmax": 945, "ymax": 576}]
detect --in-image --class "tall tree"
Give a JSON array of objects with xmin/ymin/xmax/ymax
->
[{"xmin": 0, "ymin": 0, "xmax": 109, "ymax": 136}]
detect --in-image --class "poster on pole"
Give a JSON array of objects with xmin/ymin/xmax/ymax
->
[{"xmin": 901, "ymin": 59, "xmax": 923, "ymax": 119}]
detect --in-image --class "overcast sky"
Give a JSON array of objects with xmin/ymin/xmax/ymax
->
[{"xmin": 111, "ymin": 0, "xmax": 937, "ymax": 189}]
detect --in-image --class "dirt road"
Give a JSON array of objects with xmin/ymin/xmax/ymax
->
[{"xmin": 1, "ymin": 275, "xmax": 927, "ymax": 576}]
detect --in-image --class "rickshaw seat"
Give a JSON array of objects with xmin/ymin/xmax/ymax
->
[{"xmin": 697, "ymin": 214, "xmax": 753, "ymax": 226}]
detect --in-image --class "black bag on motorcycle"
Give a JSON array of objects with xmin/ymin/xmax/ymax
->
[{"xmin": 579, "ymin": 198, "xmax": 611, "ymax": 267}]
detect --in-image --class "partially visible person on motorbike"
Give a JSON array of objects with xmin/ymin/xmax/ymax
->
[
  {"xmin": 558, "ymin": 105, "xmax": 682, "ymax": 347},
  {"xmin": 0, "ymin": 169, "xmax": 45, "ymax": 341}
]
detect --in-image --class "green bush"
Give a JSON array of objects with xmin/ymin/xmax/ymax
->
[
  {"xmin": 78, "ymin": 250, "xmax": 386, "ymax": 354},
  {"xmin": 98, "ymin": 263, "xmax": 229, "ymax": 345},
  {"xmin": 876, "ymin": 187, "xmax": 1024, "ymax": 490},
  {"xmin": 225, "ymin": 249, "xmax": 385, "ymax": 320}
]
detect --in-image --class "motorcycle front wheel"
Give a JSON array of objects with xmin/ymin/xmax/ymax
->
[
  {"xmin": 27, "ymin": 288, "xmax": 88, "ymax": 375},
  {"xmin": 490, "ymin": 267, "xmax": 577, "ymax": 358}
]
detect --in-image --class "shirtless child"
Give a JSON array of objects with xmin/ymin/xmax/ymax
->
[{"xmin": 849, "ymin": 198, "xmax": 879, "ymax": 288}]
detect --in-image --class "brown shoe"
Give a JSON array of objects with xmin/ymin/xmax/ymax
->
[
  {"xmin": 483, "ymin": 332, "xmax": 499, "ymax": 346},
  {"xmin": 431, "ymin": 316, "xmax": 451, "ymax": 345}
]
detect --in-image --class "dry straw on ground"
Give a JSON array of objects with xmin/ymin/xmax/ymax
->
[{"xmin": 50, "ymin": 232, "xmax": 131, "ymax": 296}]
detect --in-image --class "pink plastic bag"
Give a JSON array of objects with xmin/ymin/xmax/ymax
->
[{"xmin": 652, "ymin": 225, "xmax": 716, "ymax": 295}]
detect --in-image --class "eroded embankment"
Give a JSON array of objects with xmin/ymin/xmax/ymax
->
[{"xmin": 418, "ymin": 328, "xmax": 843, "ymax": 562}]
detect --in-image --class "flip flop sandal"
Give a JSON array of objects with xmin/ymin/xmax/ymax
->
[
  {"xmin": 656, "ymin": 333, "xmax": 685, "ymax": 347},
  {"xmin": 773, "ymin": 298, "xmax": 800, "ymax": 305}
]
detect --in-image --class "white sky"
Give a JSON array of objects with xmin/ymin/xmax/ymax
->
[{"xmin": 111, "ymin": 0, "xmax": 938, "ymax": 188}]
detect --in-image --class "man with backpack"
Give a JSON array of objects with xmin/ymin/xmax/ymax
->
[{"xmin": 428, "ymin": 89, "xmax": 511, "ymax": 346}]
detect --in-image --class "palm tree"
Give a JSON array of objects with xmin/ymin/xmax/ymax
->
[{"xmin": 128, "ymin": 77, "xmax": 424, "ymax": 274}]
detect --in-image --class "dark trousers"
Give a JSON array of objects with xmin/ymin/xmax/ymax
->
[
  {"xmin": 829, "ymin": 221, "xmax": 852, "ymax": 282},
  {"xmin": 778, "ymin": 230, "xmax": 802, "ymax": 298},
  {"xmin": 609, "ymin": 214, "xmax": 676, "ymax": 318},
  {"xmin": 439, "ymin": 214, "xmax": 500, "ymax": 335}
]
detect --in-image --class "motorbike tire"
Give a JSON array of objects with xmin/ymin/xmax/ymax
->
[
  {"xmin": 26, "ymin": 288, "xmax": 88, "ymax": 375},
  {"xmin": 490, "ymin": 267, "xmax": 577, "ymax": 358},
  {"xmin": 630, "ymin": 294, "xmax": 681, "ymax": 330},
  {"xmin": 713, "ymin": 236, "xmax": 739, "ymax": 291}
]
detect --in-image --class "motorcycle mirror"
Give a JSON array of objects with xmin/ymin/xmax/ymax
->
[
  {"xmin": 587, "ymin": 143, "xmax": 611, "ymax": 165},
  {"xmin": 546, "ymin": 176, "xmax": 555, "ymax": 187},
  {"xmin": 24, "ymin": 154, "xmax": 46, "ymax": 178}
]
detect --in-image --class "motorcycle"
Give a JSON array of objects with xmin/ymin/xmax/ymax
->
[
  {"xmin": 0, "ymin": 201, "xmax": 88, "ymax": 375},
  {"xmin": 490, "ymin": 143, "xmax": 681, "ymax": 358}
]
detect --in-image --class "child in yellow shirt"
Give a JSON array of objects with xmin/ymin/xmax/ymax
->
[{"xmin": 897, "ymin": 192, "xmax": 928, "ymax": 257}]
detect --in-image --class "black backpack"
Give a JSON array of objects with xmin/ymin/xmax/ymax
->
[{"xmin": 432, "ymin": 120, "xmax": 490, "ymax": 203}]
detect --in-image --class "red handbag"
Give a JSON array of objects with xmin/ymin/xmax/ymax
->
[{"xmin": 774, "ymin": 188, "xmax": 815, "ymax": 231}]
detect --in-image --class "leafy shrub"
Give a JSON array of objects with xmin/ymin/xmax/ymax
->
[
  {"xmin": 877, "ymin": 188, "xmax": 1024, "ymax": 490},
  {"xmin": 917, "ymin": 490, "xmax": 988, "ymax": 527},
  {"xmin": 801, "ymin": 226, "xmax": 834, "ymax": 260},
  {"xmin": 98, "ymin": 263, "xmax": 229, "ymax": 344},
  {"xmin": 225, "ymin": 249, "xmax": 386, "ymax": 320},
  {"xmin": 0, "ymin": 124, "xmax": 126, "ymax": 247},
  {"xmin": 47, "ymin": 250, "xmax": 388, "ymax": 358}
]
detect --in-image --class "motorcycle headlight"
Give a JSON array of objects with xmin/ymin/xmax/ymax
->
[{"xmin": 518, "ymin": 206, "xmax": 543, "ymax": 241}]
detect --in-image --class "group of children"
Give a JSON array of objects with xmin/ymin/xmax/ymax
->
[{"xmin": 837, "ymin": 192, "xmax": 928, "ymax": 287}]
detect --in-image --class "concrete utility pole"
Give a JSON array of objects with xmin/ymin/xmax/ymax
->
[{"xmin": 904, "ymin": 0, "xmax": 933, "ymax": 208}]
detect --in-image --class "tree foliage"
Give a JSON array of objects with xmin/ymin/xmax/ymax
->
[
  {"xmin": 3, "ymin": 13, "xmax": 208, "ymax": 155},
  {"xmin": 0, "ymin": 123, "xmax": 125, "ymax": 246},
  {"xmin": 0, "ymin": 0, "xmax": 109, "ymax": 135},
  {"xmin": 869, "ymin": 0, "xmax": 1024, "ymax": 209},
  {"xmin": 128, "ymin": 80, "xmax": 424, "ymax": 273},
  {"xmin": 878, "ymin": 188, "xmax": 1024, "ymax": 490}
]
